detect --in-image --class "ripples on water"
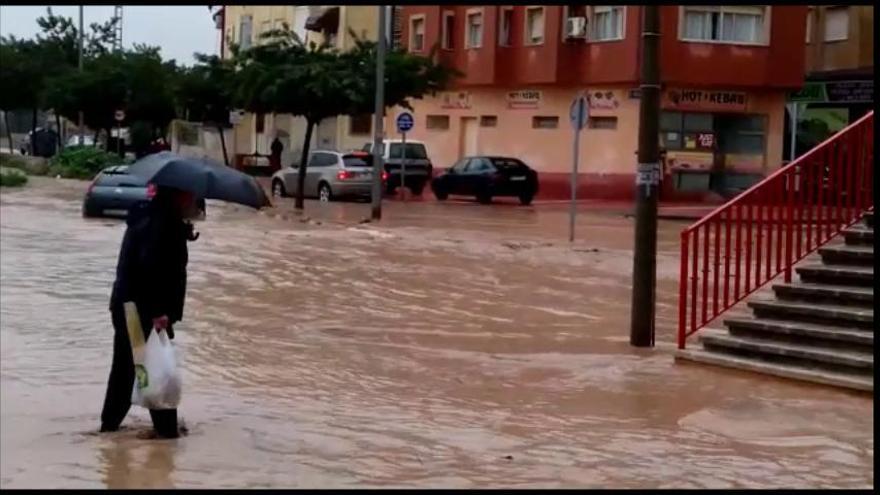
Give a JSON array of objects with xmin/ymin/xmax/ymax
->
[{"xmin": 0, "ymin": 180, "xmax": 873, "ymax": 488}]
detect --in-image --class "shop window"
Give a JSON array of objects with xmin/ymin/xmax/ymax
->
[
  {"xmin": 660, "ymin": 111, "xmax": 714, "ymax": 151},
  {"xmin": 591, "ymin": 6, "xmax": 625, "ymax": 41},
  {"xmin": 466, "ymin": 11, "xmax": 483, "ymax": 49},
  {"xmin": 589, "ymin": 116, "xmax": 618, "ymax": 129},
  {"xmin": 480, "ymin": 115, "xmax": 498, "ymax": 127},
  {"xmin": 409, "ymin": 16, "xmax": 425, "ymax": 52},
  {"xmin": 719, "ymin": 115, "xmax": 766, "ymax": 154},
  {"xmin": 349, "ymin": 114, "xmax": 372, "ymax": 135},
  {"xmin": 525, "ymin": 7, "xmax": 545, "ymax": 45},
  {"xmin": 681, "ymin": 6, "xmax": 768, "ymax": 45},
  {"xmin": 532, "ymin": 116, "xmax": 558, "ymax": 129},
  {"xmin": 823, "ymin": 6, "xmax": 848, "ymax": 42},
  {"xmin": 426, "ymin": 115, "xmax": 450, "ymax": 130},
  {"xmin": 499, "ymin": 7, "xmax": 514, "ymax": 46},
  {"xmin": 442, "ymin": 12, "xmax": 455, "ymax": 50}
]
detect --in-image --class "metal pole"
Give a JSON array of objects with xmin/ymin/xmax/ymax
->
[
  {"xmin": 569, "ymin": 102, "xmax": 582, "ymax": 243},
  {"xmin": 371, "ymin": 5, "xmax": 387, "ymax": 220},
  {"xmin": 789, "ymin": 103, "xmax": 798, "ymax": 161},
  {"xmin": 78, "ymin": 6, "xmax": 85, "ymax": 145},
  {"xmin": 629, "ymin": 5, "xmax": 660, "ymax": 348},
  {"xmin": 401, "ymin": 131, "xmax": 407, "ymax": 201}
]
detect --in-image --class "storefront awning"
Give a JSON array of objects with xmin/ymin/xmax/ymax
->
[{"xmin": 305, "ymin": 7, "xmax": 340, "ymax": 33}]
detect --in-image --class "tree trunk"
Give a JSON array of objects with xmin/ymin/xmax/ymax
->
[
  {"xmin": 3, "ymin": 111, "xmax": 13, "ymax": 154},
  {"xmin": 217, "ymin": 124, "xmax": 229, "ymax": 166},
  {"xmin": 55, "ymin": 112, "xmax": 64, "ymax": 151},
  {"xmin": 30, "ymin": 108, "xmax": 38, "ymax": 156},
  {"xmin": 93, "ymin": 128, "xmax": 101, "ymax": 147},
  {"xmin": 295, "ymin": 119, "xmax": 316, "ymax": 210}
]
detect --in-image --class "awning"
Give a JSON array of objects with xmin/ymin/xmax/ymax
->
[{"xmin": 304, "ymin": 6, "xmax": 339, "ymax": 33}]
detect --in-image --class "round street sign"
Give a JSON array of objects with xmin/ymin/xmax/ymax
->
[
  {"xmin": 396, "ymin": 112, "xmax": 414, "ymax": 133},
  {"xmin": 569, "ymin": 93, "xmax": 588, "ymax": 131},
  {"xmin": 114, "ymin": 110, "xmax": 126, "ymax": 122}
]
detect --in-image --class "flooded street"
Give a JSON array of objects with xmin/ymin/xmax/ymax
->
[{"xmin": 1, "ymin": 177, "xmax": 873, "ymax": 489}]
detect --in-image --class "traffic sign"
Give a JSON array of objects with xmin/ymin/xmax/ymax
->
[
  {"xmin": 396, "ymin": 112, "xmax": 414, "ymax": 133},
  {"xmin": 114, "ymin": 110, "xmax": 125, "ymax": 122},
  {"xmin": 569, "ymin": 94, "xmax": 588, "ymax": 130}
]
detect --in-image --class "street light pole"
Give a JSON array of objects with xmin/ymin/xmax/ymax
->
[
  {"xmin": 630, "ymin": 5, "xmax": 661, "ymax": 348},
  {"xmin": 370, "ymin": 5, "xmax": 387, "ymax": 221},
  {"xmin": 77, "ymin": 6, "xmax": 85, "ymax": 145}
]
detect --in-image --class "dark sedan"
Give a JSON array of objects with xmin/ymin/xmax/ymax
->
[
  {"xmin": 82, "ymin": 166, "xmax": 153, "ymax": 218},
  {"xmin": 431, "ymin": 156, "xmax": 539, "ymax": 205}
]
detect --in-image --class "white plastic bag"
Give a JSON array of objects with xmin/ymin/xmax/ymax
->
[{"xmin": 131, "ymin": 329, "xmax": 182, "ymax": 410}]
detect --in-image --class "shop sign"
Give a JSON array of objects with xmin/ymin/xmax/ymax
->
[
  {"xmin": 440, "ymin": 91, "xmax": 472, "ymax": 109},
  {"xmin": 587, "ymin": 90, "xmax": 620, "ymax": 111},
  {"xmin": 665, "ymin": 89, "xmax": 748, "ymax": 112},
  {"xmin": 507, "ymin": 90, "xmax": 541, "ymax": 109},
  {"xmin": 788, "ymin": 80, "xmax": 873, "ymax": 104},
  {"xmin": 697, "ymin": 132, "xmax": 715, "ymax": 148}
]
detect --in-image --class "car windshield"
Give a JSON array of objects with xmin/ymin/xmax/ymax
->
[
  {"xmin": 342, "ymin": 155, "xmax": 372, "ymax": 168},
  {"xmin": 388, "ymin": 143, "xmax": 428, "ymax": 159},
  {"xmin": 95, "ymin": 169, "xmax": 146, "ymax": 187}
]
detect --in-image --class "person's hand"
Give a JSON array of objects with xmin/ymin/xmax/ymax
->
[{"xmin": 153, "ymin": 315, "xmax": 169, "ymax": 331}]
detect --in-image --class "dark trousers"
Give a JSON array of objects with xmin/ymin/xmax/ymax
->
[{"xmin": 101, "ymin": 306, "xmax": 178, "ymax": 438}]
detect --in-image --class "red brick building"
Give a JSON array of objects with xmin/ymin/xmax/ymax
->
[{"xmin": 398, "ymin": 5, "xmax": 808, "ymax": 202}]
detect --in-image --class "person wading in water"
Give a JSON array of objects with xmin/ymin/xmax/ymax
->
[{"xmin": 100, "ymin": 186, "xmax": 199, "ymax": 439}]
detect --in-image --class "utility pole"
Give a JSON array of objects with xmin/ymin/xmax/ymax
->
[
  {"xmin": 629, "ymin": 5, "xmax": 660, "ymax": 348},
  {"xmin": 77, "ymin": 6, "xmax": 85, "ymax": 146},
  {"xmin": 370, "ymin": 5, "xmax": 387, "ymax": 221}
]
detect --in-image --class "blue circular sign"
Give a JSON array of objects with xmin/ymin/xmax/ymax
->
[{"xmin": 396, "ymin": 112, "xmax": 414, "ymax": 133}]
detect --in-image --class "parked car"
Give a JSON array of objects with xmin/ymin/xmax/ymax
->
[
  {"xmin": 82, "ymin": 165, "xmax": 206, "ymax": 218},
  {"xmin": 361, "ymin": 139, "xmax": 433, "ymax": 195},
  {"xmin": 431, "ymin": 156, "xmax": 539, "ymax": 205},
  {"xmin": 270, "ymin": 150, "xmax": 387, "ymax": 202}
]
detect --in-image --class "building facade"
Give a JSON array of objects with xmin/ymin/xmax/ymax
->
[
  {"xmin": 786, "ymin": 5, "xmax": 873, "ymax": 160},
  {"xmin": 399, "ymin": 5, "xmax": 807, "ymax": 202},
  {"xmin": 217, "ymin": 6, "xmax": 382, "ymax": 169}
]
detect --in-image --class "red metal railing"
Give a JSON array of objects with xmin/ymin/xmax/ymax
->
[{"xmin": 678, "ymin": 111, "xmax": 874, "ymax": 349}]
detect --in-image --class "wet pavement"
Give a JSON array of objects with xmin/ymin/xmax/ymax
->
[{"xmin": 0, "ymin": 177, "xmax": 873, "ymax": 489}]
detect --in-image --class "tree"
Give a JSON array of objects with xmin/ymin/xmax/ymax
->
[
  {"xmin": 0, "ymin": 37, "xmax": 46, "ymax": 154},
  {"xmin": 176, "ymin": 54, "xmax": 236, "ymax": 165}
]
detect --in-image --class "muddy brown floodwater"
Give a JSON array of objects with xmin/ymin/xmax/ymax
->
[{"xmin": 0, "ymin": 177, "xmax": 873, "ymax": 489}]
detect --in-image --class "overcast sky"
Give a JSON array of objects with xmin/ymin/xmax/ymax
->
[{"xmin": 0, "ymin": 5, "xmax": 218, "ymax": 65}]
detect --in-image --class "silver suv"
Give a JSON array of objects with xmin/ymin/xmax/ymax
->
[{"xmin": 270, "ymin": 150, "xmax": 385, "ymax": 202}]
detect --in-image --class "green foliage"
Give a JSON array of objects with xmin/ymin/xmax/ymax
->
[
  {"xmin": 0, "ymin": 154, "xmax": 29, "ymax": 171},
  {"xmin": 48, "ymin": 146, "xmax": 124, "ymax": 179},
  {"xmin": 0, "ymin": 168, "xmax": 28, "ymax": 187}
]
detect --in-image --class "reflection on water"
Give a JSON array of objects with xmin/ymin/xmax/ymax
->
[{"xmin": 0, "ymin": 178, "xmax": 873, "ymax": 488}]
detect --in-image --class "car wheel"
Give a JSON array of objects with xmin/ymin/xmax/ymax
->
[
  {"xmin": 519, "ymin": 193, "xmax": 534, "ymax": 206},
  {"xmin": 409, "ymin": 182, "xmax": 425, "ymax": 196},
  {"xmin": 432, "ymin": 184, "xmax": 448, "ymax": 200},
  {"xmin": 318, "ymin": 182, "xmax": 333, "ymax": 202},
  {"xmin": 272, "ymin": 180, "xmax": 286, "ymax": 198},
  {"xmin": 477, "ymin": 190, "xmax": 493, "ymax": 205}
]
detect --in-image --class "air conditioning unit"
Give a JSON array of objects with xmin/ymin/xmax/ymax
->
[{"xmin": 565, "ymin": 17, "xmax": 587, "ymax": 39}]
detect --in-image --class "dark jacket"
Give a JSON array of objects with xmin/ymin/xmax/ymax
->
[{"xmin": 109, "ymin": 199, "xmax": 191, "ymax": 325}]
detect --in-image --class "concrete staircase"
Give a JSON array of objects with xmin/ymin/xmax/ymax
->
[{"xmin": 677, "ymin": 210, "xmax": 874, "ymax": 392}]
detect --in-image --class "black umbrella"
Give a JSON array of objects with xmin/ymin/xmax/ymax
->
[{"xmin": 127, "ymin": 152, "xmax": 271, "ymax": 209}]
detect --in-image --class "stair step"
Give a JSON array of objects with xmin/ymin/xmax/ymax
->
[
  {"xmin": 725, "ymin": 316, "xmax": 873, "ymax": 349},
  {"xmin": 772, "ymin": 282, "xmax": 874, "ymax": 307},
  {"xmin": 698, "ymin": 329, "xmax": 873, "ymax": 372},
  {"xmin": 865, "ymin": 210, "xmax": 874, "ymax": 228},
  {"xmin": 843, "ymin": 226, "xmax": 873, "ymax": 246},
  {"xmin": 676, "ymin": 348, "xmax": 873, "ymax": 392},
  {"xmin": 796, "ymin": 264, "xmax": 874, "ymax": 287},
  {"xmin": 748, "ymin": 300, "xmax": 873, "ymax": 329},
  {"xmin": 818, "ymin": 244, "xmax": 874, "ymax": 266}
]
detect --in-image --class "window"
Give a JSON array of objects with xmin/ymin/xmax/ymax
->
[
  {"xmin": 389, "ymin": 143, "xmax": 428, "ymax": 159},
  {"xmin": 308, "ymin": 152, "xmax": 335, "ymax": 168},
  {"xmin": 239, "ymin": 15, "xmax": 253, "ymax": 49},
  {"xmin": 719, "ymin": 115, "xmax": 766, "ymax": 154},
  {"xmin": 660, "ymin": 111, "xmax": 716, "ymax": 151},
  {"xmin": 525, "ymin": 7, "xmax": 545, "ymax": 45},
  {"xmin": 589, "ymin": 116, "xmax": 618, "ymax": 129},
  {"xmin": 466, "ymin": 11, "xmax": 484, "ymax": 49},
  {"xmin": 255, "ymin": 112, "xmax": 265, "ymax": 134},
  {"xmin": 499, "ymin": 8, "xmax": 513, "ymax": 46},
  {"xmin": 450, "ymin": 159, "xmax": 468, "ymax": 173},
  {"xmin": 466, "ymin": 158, "xmax": 493, "ymax": 173},
  {"xmin": 480, "ymin": 115, "xmax": 498, "ymax": 127},
  {"xmin": 805, "ymin": 8, "xmax": 813, "ymax": 43},
  {"xmin": 426, "ymin": 115, "xmax": 450, "ymax": 130},
  {"xmin": 442, "ymin": 12, "xmax": 455, "ymax": 50},
  {"xmin": 681, "ymin": 6, "xmax": 768, "ymax": 44},
  {"xmin": 349, "ymin": 114, "xmax": 372, "ymax": 135},
  {"xmin": 592, "ymin": 6, "xmax": 624, "ymax": 41},
  {"xmin": 532, "ymin": 116, "xmax": 558, "ymax": 129},
  {"xmin": 409, "ymin": 16, "xmax": 425, "ymax": 52},
  {"xmin": 823, "ymin": 6, "xmax": 848, "ymax": 42}
]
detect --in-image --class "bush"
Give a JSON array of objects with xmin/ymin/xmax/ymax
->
[
  {"xmin": 0, "ymin": 168, "xmax": 28, "ymax": 187},
  {"xmin": 0, "ymin": 154, "xmax": 29, "ymax": 171},
  {"xmin": 48, "ymin": 146, "xmax": 126, "ymax": 180}
]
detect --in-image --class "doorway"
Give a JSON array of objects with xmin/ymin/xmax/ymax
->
[{"xmin": 459, "ymin": 117, "xmax": 478, "ymax": 158}]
